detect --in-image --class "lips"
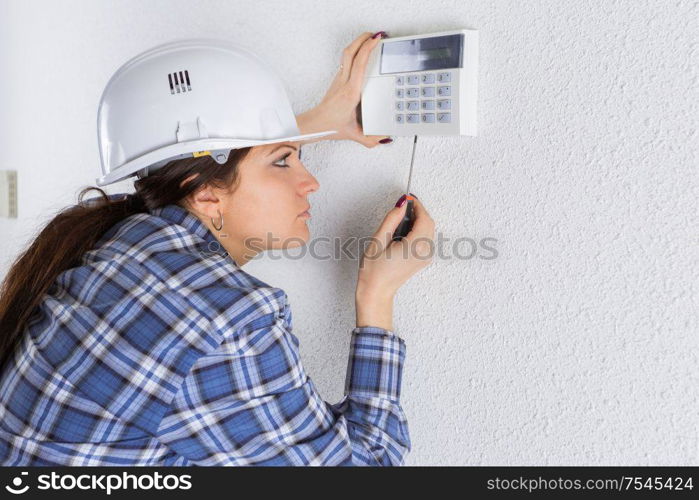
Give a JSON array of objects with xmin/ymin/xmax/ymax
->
[{"xmin": 299, "ymin": 205, "xmax": 311, "ymax": 216}]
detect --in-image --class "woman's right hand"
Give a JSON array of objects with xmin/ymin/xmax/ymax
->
[{"xmin": 356, "ymin": 194, "xmax": 435, "ymax": 303}]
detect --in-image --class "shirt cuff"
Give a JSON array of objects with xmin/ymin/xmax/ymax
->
[{"xmin": 344, "ymin": 327, "xmax": 407, "ymax": 403}]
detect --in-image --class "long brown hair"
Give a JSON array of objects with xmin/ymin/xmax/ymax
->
[{"xmin": 0, "ymin": 147, "xmax": 251, "ymax": 372}]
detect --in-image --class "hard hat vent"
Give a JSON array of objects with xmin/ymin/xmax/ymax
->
[{"xmin": 168, "ymin": 70, "xmax": 192, "ymax": 94}]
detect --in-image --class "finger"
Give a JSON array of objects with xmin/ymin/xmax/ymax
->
[
  {"xmin": 352, "ymin": 133, "xmax": 392, "ymax": 148},
  {"xmin": 371, "ymin": 199, "xmax": 410, "ymax": 254},
  {"xmin": 339, "ymin": 32, "xmax": 374, "ymax": 83},
  {"xmin": 348, "ymin": 34, "xmax": 383, "ymax": 90},
  {"xmin": 402, "ymin": 196, "xmax": 435, "ymax": 242}
]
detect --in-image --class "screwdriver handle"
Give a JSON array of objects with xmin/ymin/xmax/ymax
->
[{"xmin": 392, "ymin": 196, "xmax": 416, "ymax": 241}]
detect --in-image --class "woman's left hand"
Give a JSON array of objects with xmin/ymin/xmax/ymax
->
[{"xmin": 298, "ymin": 31, "xmax": 392, "ymax": 148}]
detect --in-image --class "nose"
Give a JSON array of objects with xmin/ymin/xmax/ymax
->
[{"xmin": 298, "ymin": 165, "xmax": 320, "ymax": 194}]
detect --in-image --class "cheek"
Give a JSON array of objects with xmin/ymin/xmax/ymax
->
[{"xmin": 227, "ymin": 173, "xmax": 295, "ymax": 236}]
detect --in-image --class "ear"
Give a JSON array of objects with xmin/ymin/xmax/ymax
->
[{"xmin": 187, "ymin": 182, "xmax": 224, "ymax": 220}]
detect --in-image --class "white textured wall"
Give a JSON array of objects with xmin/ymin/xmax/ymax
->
[{"xmin": 1, "ymin": 0, "xmax": 697, "ymax": 465}]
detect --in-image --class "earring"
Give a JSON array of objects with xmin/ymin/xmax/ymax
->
[{"xmin": 211, "ymin": 209, "xmax": 224, "ymax": 231}]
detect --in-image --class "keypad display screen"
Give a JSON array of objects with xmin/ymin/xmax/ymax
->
[
  {"xmin": 418, "ymin": 47, "xmax": 452, "ymax": 62},
  {"xmin": 380, "ymin": 34, "xmax": 463, "ymax": 74}
]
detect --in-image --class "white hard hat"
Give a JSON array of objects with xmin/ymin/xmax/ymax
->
[{"xmin": 96, "ymin": 38, "xmax": 336, "ymax": 186}]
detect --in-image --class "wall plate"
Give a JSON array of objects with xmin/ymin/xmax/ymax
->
[{"xmin": 0, "ymin": 170, "xmax": 17, "ymax": 218}]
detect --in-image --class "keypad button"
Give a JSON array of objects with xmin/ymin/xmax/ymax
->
[
  {"xmin": 421, "ymin": 73, "xmax": 435, "ymax": 84},
  {"xmin": 437, "ymin": 72, "xmax": 451, "ymax": 83},
  {"xmin": 437, "ymin": 99, "xmax": 451, "ymax": 110},
  {"xmin": 395, "ymin": 76, "xmax": 404, "ymax": 85},
  {"xmin": 437, "ymin": 113, "xmax": 451, "ymax": 123},
  {"xmin": 406, "ymin": 113, "xmax": 420, "ymax": 123},
  {"xmin": 407, "ymin": 75, "xmax": 419, "ymax": 85},
  {"xmin": 395, "ymin": 88, "xmax": 404, "ymax": 98},
  {"xmin": 406, "ymin": 100, "xmax": 419, "ymax": 111},
  {"xmin": 421, "ymin": 113, "xmax": 435, "ymax": 123},
  {"xmin": 406, "ymin": 87, "xmax": 419, "ymax": 98},
  {"xmin": 395, "ymin": 114, "xmax": 404, "ymax": 124},
  {"xmin": 395, "ymin": 101, "xmax": 404, "ymax": 111},
  {"xmin": 421, "ymin": 87, "xmax": 435, "ymax": 97},
  {"xmin": 421, "ymin": 100, "xmax": 435, "ymax": 110},
  {"xmin": 437, "ymin": 86, "xmax": 451, "ymax": 97}
]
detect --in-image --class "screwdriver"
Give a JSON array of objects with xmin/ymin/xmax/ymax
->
[{"xmin": 392, "ymin": 135, "xmax": 418, "ymax": 241}]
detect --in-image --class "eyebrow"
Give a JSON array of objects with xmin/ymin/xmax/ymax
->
[{"xmin": 268, "ymin": 144, "xmax": 298, "ymax": 156}]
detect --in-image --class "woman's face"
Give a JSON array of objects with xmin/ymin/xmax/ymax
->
[{"xmin": 185, "ymin": 141, "xmax": 320, "ymax": 266}]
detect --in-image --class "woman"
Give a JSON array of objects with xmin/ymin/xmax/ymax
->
[{"xmin": 0, "ymin": 32, "xmax": 435, "ymax": 466}]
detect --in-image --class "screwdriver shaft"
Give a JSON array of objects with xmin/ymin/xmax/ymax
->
[
  {"xmin": 406, "ymin": 135, "xmax": 417, "ymax": 194},
  {"xmin": 392, "ymin": 135, "xmax": 418, "ymax": 242}
]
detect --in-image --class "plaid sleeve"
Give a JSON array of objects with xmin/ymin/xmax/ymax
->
[
  {"xmin": 329, "ymin": 326, "xmax": 411, "ymax": 465},
  {"xmin": 155, "ymin": 314, "xmax": 410, "ymax": 466}
]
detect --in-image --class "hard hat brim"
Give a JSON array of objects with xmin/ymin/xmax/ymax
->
[{"xmin": 96, "ymin": 129, "xmax": 338, "ymax": 186}]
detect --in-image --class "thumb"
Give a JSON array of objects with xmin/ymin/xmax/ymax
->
[{"xmin": 371, "ymin": 197, "xmax": 409, "ymax": 253}]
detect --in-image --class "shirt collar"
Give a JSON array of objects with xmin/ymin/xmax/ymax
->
[{"xmin": 148, "ymin": 203, "xmax": 238, "ymax": 267}]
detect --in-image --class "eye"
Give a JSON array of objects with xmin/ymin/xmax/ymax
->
[{"xmin": 273, "ymin": 153, "xmax": 292, "ymax": 168}]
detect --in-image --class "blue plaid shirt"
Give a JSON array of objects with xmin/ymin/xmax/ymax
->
[{"xmin": 0, "ymin": 200, "xmax": 410, "ymax": 466}]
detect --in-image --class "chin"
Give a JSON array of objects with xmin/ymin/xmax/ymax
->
[
  {"xmin": 291, "ymin": 230, "xmax": 311, "ymax": 246},
  {"xmin": 280, "ymin": 225, "xmax": 310, "ymax": 248}
]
